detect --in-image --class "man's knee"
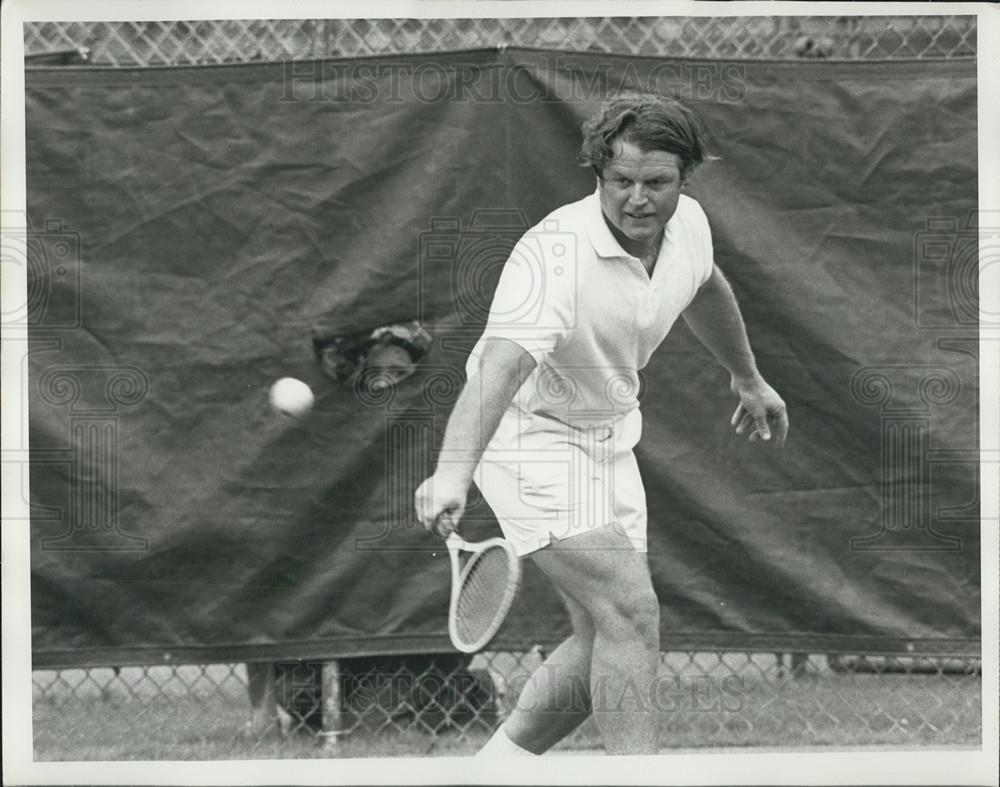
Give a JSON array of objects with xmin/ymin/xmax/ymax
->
[
  {"xmin": 558, "ymin": 592, "xmax": 596, "ymax": 641},
  {"xmin": 532, "ymin": 533, "xmax": 659, "ymax": 643},
  {"xmin": 590, "ymin": 590, "xmax": 660, "ymax": 643}
]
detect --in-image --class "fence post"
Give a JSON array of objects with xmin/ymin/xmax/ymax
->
[{"xmin": 321, "ymin": 659, "xmax": 345, "ymax": 746}]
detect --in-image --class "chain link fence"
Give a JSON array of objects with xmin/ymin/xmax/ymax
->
[
  {"xmin": 33, "ymin": 650, "xmax": 981, "ymax": 758},
  {"xmin": 24, "ymin": 16, "xmax": 976, "ymax": 66}
]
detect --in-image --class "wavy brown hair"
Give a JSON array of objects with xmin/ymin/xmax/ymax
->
[{"xmin": 579, "ymin": 93, "xmax": 714, "ymax": 181}]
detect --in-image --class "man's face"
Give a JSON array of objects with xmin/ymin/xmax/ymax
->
[{"xmin": 598, "ymin": 140, "xmax": 684, "ymax": 249}]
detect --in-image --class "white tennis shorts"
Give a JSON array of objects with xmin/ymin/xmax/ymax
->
[{"xmin": 473, "ymin": 407, "xmax": 647, "ymax": 556}]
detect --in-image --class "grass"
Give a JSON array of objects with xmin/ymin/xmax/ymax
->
[{"xmin": 32, "ymin": 656, "xmax": 982, "ymax": 760}]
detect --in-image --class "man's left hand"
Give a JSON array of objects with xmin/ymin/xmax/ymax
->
[{"xmin": 729, "ymin": 375, "xmax": 789, "ymax": 446}]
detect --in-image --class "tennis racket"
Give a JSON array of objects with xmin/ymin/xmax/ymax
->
[{"xmin": 446, "ymin": 532, "xmax": 521, "ymax": 654}]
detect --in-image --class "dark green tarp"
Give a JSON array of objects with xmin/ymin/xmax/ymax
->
[{"xmin": 25, "ymin": 49, "xmax": 979, "ymax": 666}]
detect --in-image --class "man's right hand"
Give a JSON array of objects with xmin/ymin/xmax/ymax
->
[{"xmin": 414, "ymin": 473, "xmax": 469, "ymax": 538}]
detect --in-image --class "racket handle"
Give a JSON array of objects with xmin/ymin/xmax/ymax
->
[{"xmin": 435, "ymin": 509, "xmax": 458, "ymax": 538}]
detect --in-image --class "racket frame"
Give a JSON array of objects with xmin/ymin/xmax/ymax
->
[{"xmin": 446, "ymin": 533, "xmax": 521, "ymax": 654}]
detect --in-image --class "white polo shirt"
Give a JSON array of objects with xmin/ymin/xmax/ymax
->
[{"xmin": 467, "ymin": 190, "xmax": 714, "ymax": 429}]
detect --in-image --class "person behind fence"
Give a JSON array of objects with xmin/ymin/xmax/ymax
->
[{"xmin": 414, "ymin": 92, "xmax": 789, "ymax": 756}]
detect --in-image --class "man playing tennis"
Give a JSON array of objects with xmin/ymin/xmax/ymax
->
[{"xmin": 415, "ymin": 93, "xmax": 788, "ymax": 756}]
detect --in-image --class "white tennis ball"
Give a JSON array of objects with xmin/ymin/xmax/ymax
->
[{"xmin": 269, "ymin": 377, "xmax": 314, "ymax": 418}]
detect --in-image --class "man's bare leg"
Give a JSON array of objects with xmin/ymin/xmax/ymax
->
[
  {"xmin": 245, "ymin": 662, "xmax": 282, "ymax": 737},
  {"xmin": 501, "ymin": 591, "xmax": 595, "ymax": 753},
  {"xmin": 505, "ymin": 525, "xmax": 660, "ymax": 755}
]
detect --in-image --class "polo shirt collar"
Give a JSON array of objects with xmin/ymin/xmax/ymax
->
[{"xmin": 585, "ymin": 188, "xmax": 672, "ymax": 260}]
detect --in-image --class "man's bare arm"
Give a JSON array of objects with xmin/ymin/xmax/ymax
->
[
  {"xmin": 414, "ymin": 338, "xmax": 537, "ymax": 535},
  {"xmin": 682, "ymin": 265, "xmax": 789, "ymax": 445}
]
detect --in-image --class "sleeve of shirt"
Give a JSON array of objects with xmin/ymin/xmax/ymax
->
[
  {"xmin": 477, "ymin": 229, "xmax": 576, "ymax": 365},
  {"xmin": 686, "ymin": 197, "xmax": 716, "ymax": 288}
]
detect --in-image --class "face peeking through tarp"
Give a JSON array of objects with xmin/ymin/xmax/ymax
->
[{"xmin": 312, "ymin": 321, "xmax": 432, "ymax": 391}]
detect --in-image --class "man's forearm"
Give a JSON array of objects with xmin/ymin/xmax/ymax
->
[
  {"xmin": 434, "ymin": 341, "xmax": 535, "ymax": 485},
  {"xmin": 682, "ymin": 266, "xmax": 760, "ymax": 382}
]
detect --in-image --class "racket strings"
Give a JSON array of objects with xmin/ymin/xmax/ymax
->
[{"xmin": 455, "ymin": 547, "xmax": 512, "ymax": 644}]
